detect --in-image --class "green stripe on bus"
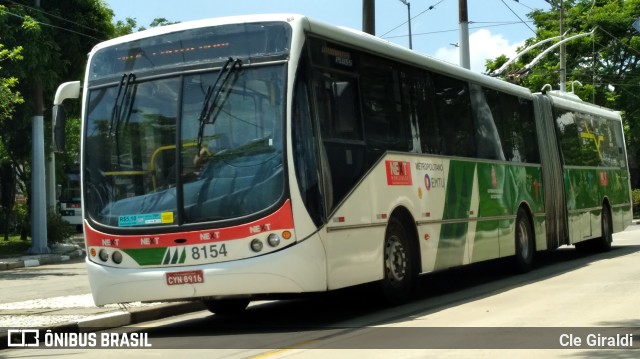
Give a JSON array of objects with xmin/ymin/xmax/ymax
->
[
  {"xmin": 435, "ymin": 161, "xmax": 476, "ymax": 269},
  {"xmin": 123, "ymin": 248, "xmax": 168, "ymax": 266}
]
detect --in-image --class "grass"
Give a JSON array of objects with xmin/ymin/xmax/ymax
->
[{"xmin": 0, "ymin": 235, "xmax": 32, "ymax": 258}]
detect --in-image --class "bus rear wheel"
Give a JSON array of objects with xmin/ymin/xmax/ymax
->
[
  {"xmin": 514, "ymin": 208, "xmax": 534, "ymax": 273},
  {"xmin": 575, "ymin": 205, "xmax": 613, "ymax": 253},
  {"xmin": 202, "ymin": 298, "xmax": 250, "ymax": 315},
  {"xmin": 380, "ymin": 217, "xmax": 416, "ymax": 305},
  {"xmin": 597, "ymin": 206, "xmax": 613, "ymax": 252}
]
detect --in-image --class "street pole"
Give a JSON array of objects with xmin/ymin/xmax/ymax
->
[
  {"xmin": 559, "ymin": 1, "xmax": 566, "ymax": 92},
  {"xmin": 458, "ymin": 0, "xmax": 470, "ymax": 69},
  {"xmin": 29, "ymin": 0, "xmax": 49, "ymax": 254},
  {"xmin": 363, "ymin": 0, "xmax": 375, "ymax": 35},
  {"xmin": 399, "ymin": 0, "xmax": 412, "ymax": 49}
]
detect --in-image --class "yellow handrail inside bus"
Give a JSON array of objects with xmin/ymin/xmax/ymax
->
[{"xmin": 102, "ymin": 142, "xmax": 198, "ymax": 192}]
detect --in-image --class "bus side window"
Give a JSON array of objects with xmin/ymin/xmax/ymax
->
[
  {"xmin": 431, "ymin": 73, "xmax": 476, "ymax": 158},
  {"xmin": 470, "ymin": 84, "xmax": 505, "ymax": 161},
  {"xmin": 360, "ymin": 55, "xmax": 412, "ymax": 163},
  {"xmin": 412, "ymin": 71, "xmax": 442, "ymax": 155}
]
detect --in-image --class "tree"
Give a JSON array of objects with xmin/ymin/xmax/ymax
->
[
  {"xmin": 486, "ymin": 0, "xmax": 640, "ymax": 187},
  {"xmin": 0, "ymin": 34, "xmax": 23, "ymax": 240},
  {"xmin": 0, "ymin": 0, "xmax": 114, "ymax": 240},
  {"xmin": 0, "ymin": 40, "xmax": 23, "ymax": 127},
  {"xmin": 0, "ymin": 0, "xmax": 179, "ymax": 241}
]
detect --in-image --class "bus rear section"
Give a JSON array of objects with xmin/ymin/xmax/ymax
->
[{"xmin": 535, "ymin": 91, "xmax": 632, "ymax": 251}]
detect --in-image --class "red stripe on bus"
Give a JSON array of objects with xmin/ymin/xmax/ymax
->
[{"xmin": 84, "ymin": 200, "xmax": 294, "ymax": 249}]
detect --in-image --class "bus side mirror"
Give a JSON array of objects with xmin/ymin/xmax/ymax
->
[
  {"xmin": 53, "ymin": 105, "xmax": 66, "ymax": 153},
  {"xmin": 52, "ymin": 81, "xmax": 81, "ymax": 153}
]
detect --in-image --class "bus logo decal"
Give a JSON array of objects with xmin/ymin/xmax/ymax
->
[
  {"xmin": 386, "ymin": 160, "xmax": 412, "ymax": 185},
  {"xmin": 163, "ymin": 248, "xmax": 187, "ymax": 265}
]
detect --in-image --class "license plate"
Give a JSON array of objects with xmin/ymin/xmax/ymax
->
[{"xmin": 166, "ymin": 270, "xmax": 204, "ymax": 285}]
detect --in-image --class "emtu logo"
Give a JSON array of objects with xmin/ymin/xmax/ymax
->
[
  {"xmin": 424, "ymin": 173, "xmax": 431, "ymax": 190},
  {"xmin": 7, "ymin": 329, "xmax": 40, "ymax": 347}
]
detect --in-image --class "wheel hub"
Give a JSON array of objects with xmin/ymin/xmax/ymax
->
[{"xmin": 385, "ymin": 236, "xmax": 407, "ymax": 285}]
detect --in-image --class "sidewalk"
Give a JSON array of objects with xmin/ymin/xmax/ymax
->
[{"xmin": 0, "ymin": 236, "xmax": 205, "ymax": 349}]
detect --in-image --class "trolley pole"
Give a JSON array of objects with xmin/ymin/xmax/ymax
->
[{"xmin": 458, "ymin": 0, "xmax": 470, "ymax": 69}]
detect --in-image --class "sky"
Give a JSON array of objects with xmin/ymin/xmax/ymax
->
[{"xmin": 105, "ymin": 0, "xmax": 553, "ymax": 74}]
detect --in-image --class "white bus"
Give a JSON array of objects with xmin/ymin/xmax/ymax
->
[{"xmin": 53, "ymin": 14, "xmax": 632, "ymax": 314}]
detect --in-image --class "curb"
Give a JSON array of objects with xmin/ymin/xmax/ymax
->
[
  {"xmin": 0, "ymin": 301, "xmax": 206, "ymax": 349},
  {"xmin": 0, "ymin": 248, "xmax": 85, "ymax": 271}
]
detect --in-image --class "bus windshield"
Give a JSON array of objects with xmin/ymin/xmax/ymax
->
[{"xmin": 83, "ymin": 25, "xmax": 288, "ymax": 229}]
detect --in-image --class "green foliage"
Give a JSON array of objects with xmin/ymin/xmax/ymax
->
[
  {"xmin": 0, "ymin": 39, "xmax": 24, "ymax": 138},
  {"xmin": 632, "ymin": 189, "xmax": 640, "ymax": 218},
  {"xmin": 486, "ymin": 0, "xmax": 640, "ymax": 187},
  {"xmin": 0, "ymin": 235, "xmax": 31, "ymax": 258},
  {"xmin": 13, "ymin": 202, "xmax": 29, "ymax": 240},
  {"xmin": 46, "ymin": 210, "xmax": 73, "ymax": 244},
  {"xmin": 0, "ymin": 1, "xmax": 180, "ymax": 241}
]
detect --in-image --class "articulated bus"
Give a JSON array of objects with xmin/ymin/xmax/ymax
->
[{"xmin": 53, "ymin": 14, "xmax": 632, "ymax": 314}]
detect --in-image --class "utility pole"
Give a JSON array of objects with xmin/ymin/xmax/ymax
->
[
  {"xmin": 363, "ymin": 0, "xmax": 375, "ymax": 35},
  {"xmin": 458, "ymin": 0, "xmax": 470, "ymax": 69},
  {"xmin": 398, "ymin": 0, "xmax": 412, "ymax": 49},
  {"xmin": 543, "ymin": 1, "xmax": 567, "ymax": 91},
  {"xmin": 559, "ymin": 1, "xmax": 566, "ymax": 92},
  {"xmin": 29, "ymin": 0, "xmax": 49, "ymax": 254}
]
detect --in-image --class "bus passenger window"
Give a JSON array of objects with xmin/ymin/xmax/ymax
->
[{"xmin": 432, "ymin": 73, "xmax": 476, "ymax": 158}]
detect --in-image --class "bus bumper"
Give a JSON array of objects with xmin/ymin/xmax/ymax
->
[{"xmin": 86, "ymin": 234, "xmax": 327, "ymax": 306}]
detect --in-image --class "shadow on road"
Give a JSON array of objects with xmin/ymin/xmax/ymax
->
[{"xmin": 134, "ymin": 243, "xmax": 640, "ymax": 349}]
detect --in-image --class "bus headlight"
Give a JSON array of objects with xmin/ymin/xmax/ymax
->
[
  {"xmin": 267, "ymin": 233, "xmax": 281, "ymax": 247},
  {"xmin": 98, "ymin": 249, "xmax": 109, "ymax": 262},
  {"xmin": 250, "ymin": 239, "xmax": 263, "ymax": 252},
  {"xmin": 112, "ymin": 251, "xmax": 123, "ymax": 264}
]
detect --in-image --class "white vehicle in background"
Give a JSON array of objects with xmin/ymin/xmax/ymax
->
[{"xmin": 58, "ymin": 165, "xmax": 82, "ymax": 232}]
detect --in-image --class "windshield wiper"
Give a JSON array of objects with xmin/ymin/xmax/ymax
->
[
  {"xmin": 196, "ymin": 57, "xmax": 242, "ymax": 154},
  {"xmin": 108, "ymin": 73, "xmax": 136, "ymax": 169},
  {"xmin": 108, "ymin": 73, "xmax": 136, "ymax": 137}
]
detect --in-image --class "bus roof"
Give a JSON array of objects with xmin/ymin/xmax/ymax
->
[
  {"xmin": 541, "ymin": 90, "xmax": 622, "ymax": 121},
  {"xmin": 303, "ymin": 16, "xmax": 533, "ymax": 99},
  {"xmin": 92, "ymin": 13, "xmax": 532, "ymax": 99}
]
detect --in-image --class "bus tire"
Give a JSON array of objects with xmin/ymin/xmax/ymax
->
[
  {"xmin": 595, "ymin": 205, "xmax": 613, "ymax": 252},
  {"xmin": 202, "ymin": 298, "xmax": 250, "ymax": 315},
  {"xmin": 514, "ymin": 208, "xmax": 534, "ymax": 273},
  {"xmin": 380, "ymin": 217, "xmax": 416, "ymax": 305},
  {"xmin": 575, "ymin": 205, "xmax": 613, "ymax": 253}
]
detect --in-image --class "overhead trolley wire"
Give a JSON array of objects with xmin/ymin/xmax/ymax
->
[{"xmin": 380, "ymin": 0, "xmax": 446, "ymax": 38}]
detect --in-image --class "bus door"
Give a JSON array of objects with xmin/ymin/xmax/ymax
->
[
  {"xmin": 311, "ymin": 71, "xmax": 366, "ymax": 215},
  {"xmin": 532, "ymin": 94, "xmax": 568, "ymax": 249}
]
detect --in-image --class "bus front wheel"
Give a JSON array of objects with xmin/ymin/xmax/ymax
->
[
  {"xmin": 202, "ymin": 298, "xmax": 250, "ymax": 315},
  {"xmin": 514, "ymin": 208, "xmax": 534, "ymax": 273},
  {"xmin": 596, "ymin": 206, "xmax": 613, "ymax": 252},
  {"xmin": 380, "ymin": 217, "xmax": 416, "ymax": 305}
]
